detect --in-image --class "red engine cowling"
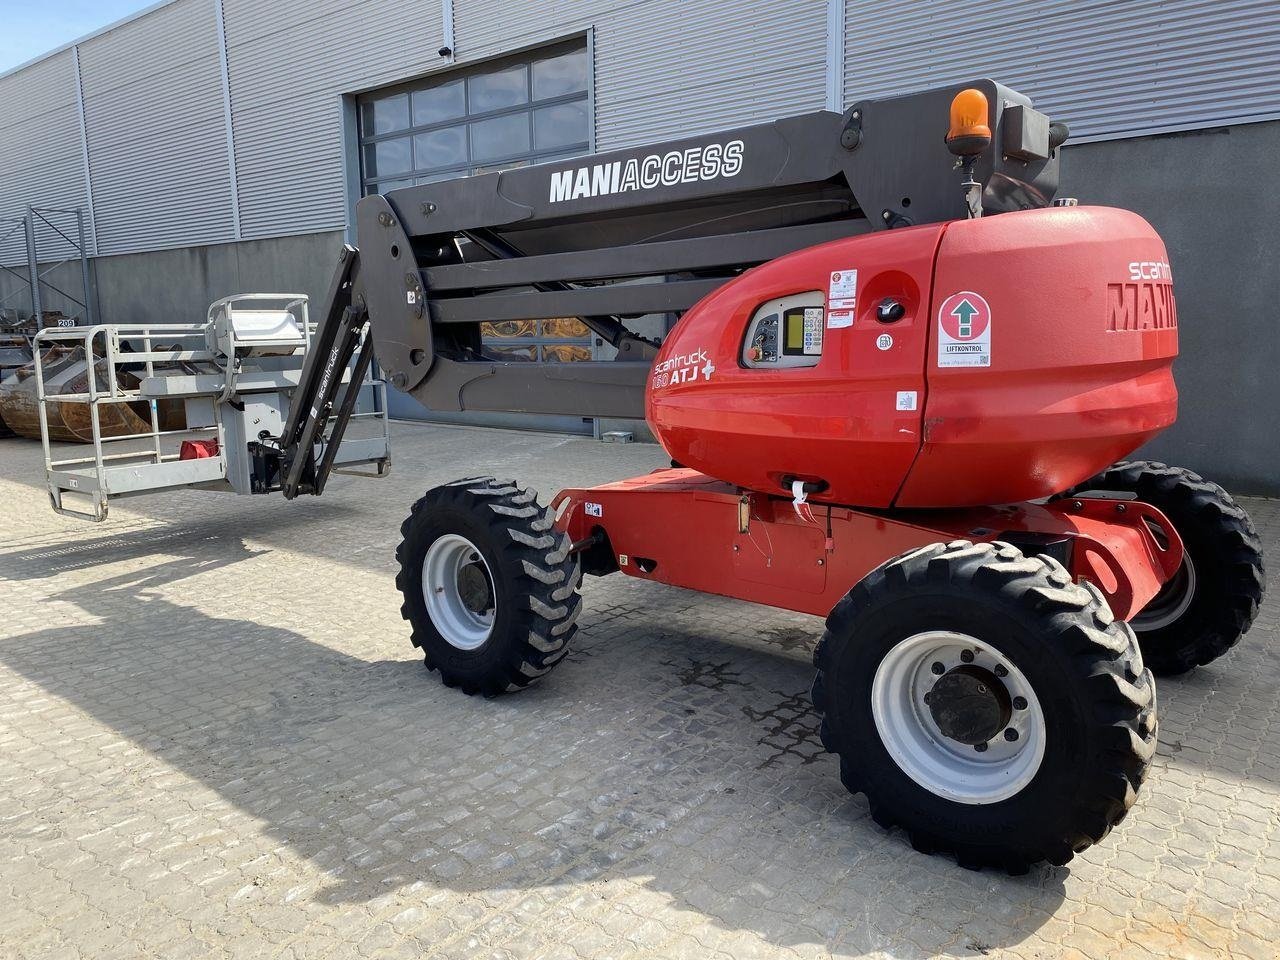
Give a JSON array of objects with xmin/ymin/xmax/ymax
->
[{"xmin": 646, "ymin": 206, "xmax": 1178, "ymax": 508}]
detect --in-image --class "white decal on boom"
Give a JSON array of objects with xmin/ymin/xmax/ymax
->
[{"xmin": 549, "ymin": 140, "xmax": 746, "ymax": 203}]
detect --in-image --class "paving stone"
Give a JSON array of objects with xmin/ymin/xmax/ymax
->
[{"xmin": 0, "ymin": 424, "xmax": 1277, "ymax": 959}]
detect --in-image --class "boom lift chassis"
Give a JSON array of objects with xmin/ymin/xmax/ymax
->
[{"xmin": 229, "ymin": 81, "xmax": 1267, "ymax": 870}]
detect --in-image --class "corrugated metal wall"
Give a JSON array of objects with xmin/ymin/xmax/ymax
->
[
  {"xmin": 3, "ymin": 0, "xmax": 1279, "ymax": 260},
  {"xmin": 595, "ymin": 0, "xmax": 827, "ymax": 147},
  {"xmin": 222, "ymin": 0, "xmax": 444, "ymax": 240},
  {"xmin": 843, "ymin": 0, "xmax": 1280, "ymax": 141},
  {"xmin": 451, "ymin": 0, "xmax": 827, "ymax": 149},
  {"xmin": 78, "ymin": 0, "xmax": 236, "ymax": 256},
  {"xmin": 0, "ymin": 51, "xmax": 88, "ymax": 265}
]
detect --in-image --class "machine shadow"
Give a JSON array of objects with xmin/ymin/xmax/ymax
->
[{"xmin": 0, "ymin": 525, "xmax": 1071, "ymax": 956}]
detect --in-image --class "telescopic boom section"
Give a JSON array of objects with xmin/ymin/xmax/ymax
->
[
  {"xmin": 276, "ymin": 245, "xmax": 372, "ymax": 499},
  {"xmin": 275, "ymin": 79, "xmax": 1064, "ymax": 488}
]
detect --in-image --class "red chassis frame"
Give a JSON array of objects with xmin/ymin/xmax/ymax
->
[{"xmin": 554, "ymin": 469, "xmax": 1183, "ymax": 621}]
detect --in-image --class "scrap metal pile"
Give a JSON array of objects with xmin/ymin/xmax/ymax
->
[{"xmin": 0, "ymin": 314, "xmax": 187, "ymax": 442}]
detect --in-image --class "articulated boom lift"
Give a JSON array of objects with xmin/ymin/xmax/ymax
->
[{"xmin": 91, "ymin": 81, "xmax": 1277, "ymax": 870}]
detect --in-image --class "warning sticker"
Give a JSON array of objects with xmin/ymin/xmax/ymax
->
[
  {"xmin": 802, "ymin": 307, "xmax": 824, "ymax": 354},
  {"xmin": 895, "ymin": 390, "xmax": 918, "ymax": 411},
  {"xmin": 828, "ymin": 269, "xmax": 858, "ymax": 311},
  {"xmin": 827, "ymin": 310, "xmax": 854, "ymax": 329},
  {"xmin": 937, "ymin": 291, "xmax": 992, "ymax": 368}
]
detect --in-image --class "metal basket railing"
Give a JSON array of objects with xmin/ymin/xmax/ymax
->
[
  {"xmin": 32, "ymin": 293, "xmax": 385, "ymax": 520},
  {"xmin": 33, "ymin": 322, "xmax": 228, "ymax": 518}
]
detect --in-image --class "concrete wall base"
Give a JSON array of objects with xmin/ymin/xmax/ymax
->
[
  {"xmin": 1061, "ymin": 122, "xmax": 1278, "ymax": 496},
  {"xmin": 90, "ymin": 231, "xmax": 345, "ymax": 328}
]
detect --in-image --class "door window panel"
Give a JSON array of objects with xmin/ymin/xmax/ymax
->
[
  {"xmin": 542, "ymin": 344, "xmax": 593, "ymax": 363},
  {"xmin": 482, "ymin": 320, "xmax": 537, "ymax": 339},
  {"xmin": 413, "ymin": 126, "xmax": 467, "ymax": 168},
  {"xmin": 467, "ymin": 65, "xmax": 528, "ymax": 112},
  {"xmin": 533, "ymin": 102, "xmax": 590, "ymax": 150},
  {"xmin": 470, "ymin": 113, "xmax": 531, "ymax": 161},
  {"xmin": 361, "ymin": 93, "xmax": 409, "ymax": 135},
  {"xmin": 486, "ymin": 344, "xmax": 538, "ymax": 362},
  {"xmin": 541, "ymin": 318, "xmax": 590, "ymax": 338},
  {"xmin": 412, "ymin": 80, "xmax": 465, "ymax": 126},
  {"xmin": 363, "ymin": 138, "xmax": 411, "ymax": 177},
  {"xmin": 532, "ymin": 48, "xmax": 589, "ymax": 100}
]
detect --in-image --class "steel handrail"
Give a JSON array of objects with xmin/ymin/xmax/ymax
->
[
  {"xmin": 35, "ymin": 292, "xmax": 385, "ymax": 520},
  {"xmin": 34, "ymin": 321, "xmax": 227, "ymax": 508}
]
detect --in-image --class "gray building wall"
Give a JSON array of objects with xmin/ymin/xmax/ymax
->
[
  {"xmin": 90, "ymin": 230, "xmax": 343, "ymax": 328},
  {"xmin": 1060, "ymin": 121, "xmax": 1280, "ymax": 495},
  {"xmin": 0, "ymin": 51, "xmax": 89, "ymax": 265},
  {"xmin": 0, "ymin": 260, "xmax": 87, "ymax": 321},
  {"xmin": 842, "ymin": 0, "xmax": 1280, "ymax": 141},
  {"xmin": 0, "ymin": 232, "xmax": 342, "ymax": 329},
  {"xmin": 8, "ymin": 0, "xmax": 1278, "ymax": 258},
  {"xmin": 79, "ymin": 0, "xmax": 236, "ymax": 255}
]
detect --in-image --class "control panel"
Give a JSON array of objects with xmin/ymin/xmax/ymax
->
[{"xmin": 741, "ymin": 291, "xmax": 825, "ymax": 369}]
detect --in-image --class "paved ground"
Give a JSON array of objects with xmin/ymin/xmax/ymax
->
[{"xmin": 0, "ymin": 421, "xmax": 1277, "ymax": 960}]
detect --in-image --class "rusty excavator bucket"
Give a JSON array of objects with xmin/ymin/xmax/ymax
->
[{"xmin": 0, "ymin": 345, "xmax": 185, "ymax": 443}]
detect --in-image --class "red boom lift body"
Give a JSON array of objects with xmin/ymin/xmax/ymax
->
[
  {"xmin": 557, "ymin": 205, "xmax": 1182, "ymax": 621},
  {"xmin": 260, "ymin": 81, "xmax": 1262, "ymax": 870}
]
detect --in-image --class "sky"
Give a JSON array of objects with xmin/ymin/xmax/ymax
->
[{"xmin": 0, "ymin": 0, "xmax": 153, "ymax": 73}]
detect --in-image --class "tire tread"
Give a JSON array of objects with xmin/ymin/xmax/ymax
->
[
  {"xmin": 395, "ymin": 477, "xmax": 582, "ymax": 696},
  {"xmin": 1065, "ymin": 460, "xmax": 1264, "ymax": 674},
  {"xmin": 811, "ymin": 539, "xmax": 1157, "ymax": 871}
]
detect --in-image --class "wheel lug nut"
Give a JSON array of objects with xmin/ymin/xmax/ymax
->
[
  {"xmin": 1012, "ymin": 696, "xmax": 1027, "ymax": 710},
  {"xmin": 931, "ymin": 661, "xmax": 945, "ymax": 675},
  {"xmin": 994, "ymin": 664, "xmax": 1008, "ymax": 677},
  {"xmin": 1004, "ymin": 729, "xmax": 1019, "ymax": 742},
  {"xmin": 923, "ymin": 692, "xmax": 932, "ymax": 704},
  {"xmin": 960, "ymin": 650, "xmax": 975, "ymax": 663},
  {"xmin": 974, "ymin": 742, "xmax": 988, "ymax": 753}
]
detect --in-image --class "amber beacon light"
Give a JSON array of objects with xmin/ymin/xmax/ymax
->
[{"xmin": 946, "ymin": 88, "xmax": 992, "ymax": 157}]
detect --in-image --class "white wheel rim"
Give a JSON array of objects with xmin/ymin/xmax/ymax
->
[
  {"xmin": 421, "ymin": 534, "xmax": 496, "ymax": 650},
  {"xmin": 1133, "ymin": 555, "xmax": 1197, "ymax": 631},
  {"xmin": 871, "ymin": 631, "xmax": 1047, "ymax": 805}
]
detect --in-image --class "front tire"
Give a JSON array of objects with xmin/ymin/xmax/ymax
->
[
  {"xmin": 396, "ymin": 477, "xmax": 582, "ymax": 695},
  {"xmin": 1068, "ymin": 460, "xmax": 1265, "ymax": 675},
  {"xmin": 812, "ymin": 540, "xmax": 1156, "ymax": 871}
]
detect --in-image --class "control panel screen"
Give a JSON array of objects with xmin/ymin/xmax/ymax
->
[
  {"xmin": 742, "ymin": 292, "xmax": 825, "ymax": 369},
  {"xmin": 783, "ymin": 307, "xmax": 824, "ymax": 356}
]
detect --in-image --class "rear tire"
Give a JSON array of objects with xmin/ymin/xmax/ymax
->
[
  {"xmin": 396, "ymin": 477, "xmax": 582, "ymax": 695},
  {"xmin": 1067, "ymin": 460, "xmax": 1264, "ymax": 675},
  {"xmin": 812, "ymin": 540, "xmax": 1156, "ymax": 871}
]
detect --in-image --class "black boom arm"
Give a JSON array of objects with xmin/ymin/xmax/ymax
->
[{"xmin": 274, "ymin": 79, "xmax": 1065, "ymax": 491}]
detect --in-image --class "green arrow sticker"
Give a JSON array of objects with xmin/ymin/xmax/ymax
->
[{"xmin": 951, "ymin": 298, "xmax": 979, "ymax": 338}]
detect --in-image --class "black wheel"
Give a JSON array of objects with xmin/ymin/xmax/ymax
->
[
  {"xmin": 811, "ymin": 540, "xmax": 1156, "ymax": 871},
  {"xmin": 1067, "ymin": 460, "xmax": 1265, "ymax": 675},
  {"xmin": 396, "ymin": 477, "xmax": 582, "ymax": 695}
]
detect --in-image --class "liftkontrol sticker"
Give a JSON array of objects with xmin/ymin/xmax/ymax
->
[
  {"xmin": 937, "ymin": 291, "xmax": 992, "ymax": 367},
  {"xmin": 827, "ymin": 269, "xmax": 857, "ymax": 327}
]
